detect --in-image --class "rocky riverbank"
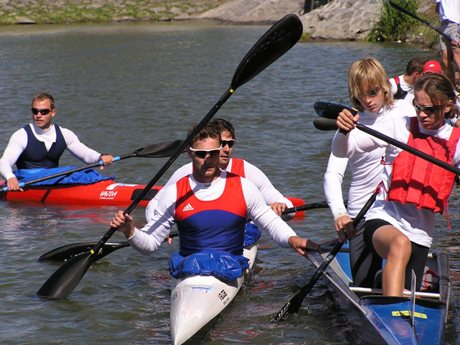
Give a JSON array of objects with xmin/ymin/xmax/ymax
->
[{"xmin": 0, "ymin": 0, "xmax": 436, "ymax": 43}]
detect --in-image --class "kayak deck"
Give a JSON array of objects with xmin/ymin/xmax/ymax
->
[
  {"xmin": 170, "ymin": 244, "xmax": 258, "ymax": 345},
  {"xmin": 305, "ymin": 242, "xmax": 450, "ymax": 345}
]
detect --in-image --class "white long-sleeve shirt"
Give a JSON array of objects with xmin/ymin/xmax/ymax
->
[
  {"xmin": 146, "ymin": 158, "xmax": 293, "ymax": 221},
  {"xmin": 436, "ymin": 0, "xmax": 460, "ymax": 24},
  {"xmin": 130, "ymin": 171, "xmax": 297, "ymax": 255},
  {"xmin": 389, "ymin": 74, "xmax": 415, "ymax": 103},
  {"xmin": 0, "ymin": 123, "xmax": 102, "ymax": 180},
  {"xmin": 324, "ymin": 100, "xmax": 416, "ymax": 220},
  {"xmin": 332, "ymin": 114, "xmax": 460, "ymax": 248}
]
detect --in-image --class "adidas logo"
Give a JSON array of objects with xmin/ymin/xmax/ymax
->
[{"xmin": 182, "ymin": 203, "xmax": 194, "ymax": 212}]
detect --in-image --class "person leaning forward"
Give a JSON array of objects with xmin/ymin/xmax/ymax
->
[
  {"xmin": 0, "ymin": 92, "xmax": 113, "ymax": 191},
  {"xmin": 111, "ymin": 122, "xmax": 319, "ymax": 280}
]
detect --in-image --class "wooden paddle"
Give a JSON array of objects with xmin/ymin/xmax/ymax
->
[
  {"xmin": 314, "ymin": 100, "xmax": 460, "ymax": 175},
  {"xmin": 2, "ymin": 139, "xmax": 183, "ymax": 191},
  {"xmin": 38, "ymin": 200, "xmax": 333, "ymax": 263},
  {"xmin": 271, "ymin": 190, "xmax": 378, "ymax": 322},
  {"xmin": 36, "ymin": 13, "xmax": 304, "ymax": 299},
  {"xmin": 386, "ymin": 0, "xmax": 456, "ymax": 84}
]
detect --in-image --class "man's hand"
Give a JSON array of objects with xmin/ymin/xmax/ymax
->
[
  {"xmin": 110, "ymin": 210, "xmax": 135, "ymax": 238},
  {"xmin": 288, "ymin": 236, "xmax": 320, "ymax": 256}
]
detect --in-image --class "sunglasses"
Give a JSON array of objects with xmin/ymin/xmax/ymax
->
[
  {"xmin": 360, "ymin": 87, "xmax": 381, "ymax": 99},
  {"xmin": 412, "ymin": 101, "xmax": 443, "ymax": 116},
  {"xmin": 189, "ymin": 146, "xmax": 222, "ymax": 159},
  {"xmin": 221, "ymin": 139, "xmax": 235, "ymax": 148},
  {"xmin": 31, "ymin": 108, "xmax": 52, "ymax": 115}
]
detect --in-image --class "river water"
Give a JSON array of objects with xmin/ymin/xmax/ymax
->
[{"xmin": 0, "ymin": 21, "xmax": 458, "ymax": 344}]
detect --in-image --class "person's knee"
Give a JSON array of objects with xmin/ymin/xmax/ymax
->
[{"xmin": 389, "ymin": 235, "xmax": 411, "ymax": 261}]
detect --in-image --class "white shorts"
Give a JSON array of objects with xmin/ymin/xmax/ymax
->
[{"xmin": 439, "ymin": 20, "xmax": 460, "ymax": 50}]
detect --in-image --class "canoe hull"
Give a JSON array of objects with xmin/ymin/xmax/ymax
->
[
  {"xmin": 1, "ymin": 180, "xmax": 161, "ymax": 207},
  {"xmin": 1, "ymin": 180, "xmax": 305, "ymax": 215},
  {"xmin": 170, "ymin": 245, "xmax": 258, "ymax": 345},
  {"xmin": 306, "ymin": 244, "xmax": 450, "ymax": 345}
]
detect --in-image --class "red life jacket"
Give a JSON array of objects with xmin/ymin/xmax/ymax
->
[
  {"xmin": 387, "ymin": 118, "xmax": 460, "ymax": 213},
  {"xmin": 230, "ymin": 157, "xmax": 245, "ymax": 177}
]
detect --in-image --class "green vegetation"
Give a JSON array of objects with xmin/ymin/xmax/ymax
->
[
  {"xmin": 368, "ymin": 0, "xmax": 438, "ymax": 47},
  {"xmin": 0, "ymin": 1, "xmax": 231, "ymax": 25},
  {"xmin": 368, "ymin": 0, "xmax": 418, "ymax": 42}
]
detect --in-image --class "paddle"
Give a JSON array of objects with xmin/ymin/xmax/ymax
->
[
  {"xmin": 39, "ymin": 199, "xmax": 332, "ymax": 263},
  {"xmin": 386, "ymin": 0, "xmax": 456, "ymax": 84},
  {"xmin": 313, "ymin": 118, "xmax": 338, "ymax": 131},
  {"xmin": 314, "ymin": 101, "xmax": 460, "ymax": 175},
  {"xmin": 2, "ymin": 140, "xmax": 183, "ymax": 191},
  {"xmin": 36, "ymin": 13, "xmax": 304, "ymax": 299},
  {"xmin": 271, "ymin": 189, "xmax": 378, "ymax": 322}
]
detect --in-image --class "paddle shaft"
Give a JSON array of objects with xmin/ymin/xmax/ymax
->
[
  {"xmin": 272, "ymin": 189, "xmax": 378, "ymax": 321},
  {"xmin": 3, "ymin": 139, "xmax": 182, "ymax": 191},
  {"xmin": 315, "ymin": 100, "xmax": 460, "ymax": 175},
  {"xmin": 282, "ymin": 201, "xmax": 329, "ymax": 214},
  {"xmin": 356, "ymin": 123, "xmax": 460, "ymax": 175},
  {"xmin": 40, "ymin": 201, "xmax": 327, "ymax": 263},
  {"xmin": 10, "ymin": 155, "xmax": 124, "ymax": 190},
  {"xmin": 37, "ymin": 14, "xmax": 304, "ymax": 299},
  {"xmin": 387, "ymin": 0, "xmax": 456, "ymax": 83}
]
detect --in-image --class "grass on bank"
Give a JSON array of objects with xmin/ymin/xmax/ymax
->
[
  {"xmin": 0, "ymin": 1, "xmax": 231, "ymax": 25},
  {"xmin": 368, "ymin": 0, "xmax": 439, "ymax": 48}
]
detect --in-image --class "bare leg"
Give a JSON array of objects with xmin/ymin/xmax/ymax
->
[{"xmin": 372, "ymin": 225, "xmax": 412, "ymax": 296}]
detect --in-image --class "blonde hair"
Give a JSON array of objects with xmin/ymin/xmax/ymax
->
[{"xmin": 348, "ymin": 58, "xmax": 393, "ymax": 112}]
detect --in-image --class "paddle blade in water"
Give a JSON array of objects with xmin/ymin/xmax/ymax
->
[
  {"xmin": 37, "ymin": 252, "xmax": 93, "ymax": 299},
  {"xmin": 231, "ymin": 14, "xmax": 302, "ymax": 90}
]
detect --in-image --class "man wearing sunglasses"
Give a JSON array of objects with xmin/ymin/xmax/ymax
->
[
  {"xmin": 146, "ymin": 118, "xmax": 293, "ymax": 222},
  {"xmin": 111, "ymin": 122, "xmax": 319, "ymax": 277},
  {"xmin": 0, "ymin": 92, "xmax": 113, "ymax": 191}
]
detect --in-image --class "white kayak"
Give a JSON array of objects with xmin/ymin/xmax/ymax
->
[{"xmin": 170, "ymin": 244, "xmax": 258, "ymax": 345}]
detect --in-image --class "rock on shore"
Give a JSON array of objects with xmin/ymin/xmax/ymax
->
[{"xmin": 198, "ymin": 0, "xmax": 383, "ymax": 40}]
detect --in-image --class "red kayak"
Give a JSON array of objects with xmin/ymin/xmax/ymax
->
[
  {"xmin": 0, "ymin": 179, "xmax": 305, "ymax": 216},
  {"xmin": 1, "ymin": 179, "xmax": 162, "ymax": 208}
]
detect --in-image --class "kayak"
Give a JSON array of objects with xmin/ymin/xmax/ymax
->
[
  {"xmin": 170, "ymin": 244, "xmax": 258, "ymax": 345},
  {"xmin": 305, "ymin": 242, "xmax": 450, "ymax": 345},
  {"xmin": 0, "ymin": 179, "xmax": 162, "ymax": 208},
  {"xmin": 0, "ymin": 167, "xmax": 306, "ymax": 213},
  {"xmin": 0, "ymin": 178, "xmax": 306, "ymax": 214}
]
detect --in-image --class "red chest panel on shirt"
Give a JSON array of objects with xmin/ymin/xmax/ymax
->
[
  {"xmin": 230, "ymin": 158, "xmax": 245, "ymax": 177},
  {"xmin": 175, "ymin": 173, "xmax": 247, "ymax": 221}
]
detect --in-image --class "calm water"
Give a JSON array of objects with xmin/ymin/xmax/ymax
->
[{"xmin": 0, "ymin": 21, "xmax": 458, "ymax": 344}]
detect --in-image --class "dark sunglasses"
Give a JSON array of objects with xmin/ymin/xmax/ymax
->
[
  {"xmin": 412, "ymin": 101, "xmax": 443, "ymax": 116},
  {"xmin": 189, "ymin": 147, "xmax": 222, "ymax": 159},
  {"xmin": 31, "ymin": 108, "xmax": 51, "ymax": 115},
  {"xmin": 361, "ymin": 87, "xmax": 381, "ymax": 99},
  {"xmin": 221, "ymin": 139, "xmax": 235, "ymax": 148}
]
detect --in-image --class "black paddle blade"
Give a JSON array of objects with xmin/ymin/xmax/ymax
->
[
  {"xmin": 231, "ymin": 14, "xmax": 302, "ymax": 90},
  {"xmin": 271, "ymin": 240, "xmax": 345, "ymax": 322},
  {"xmin": 313, "ymin": 118, "xmax": 338, "ymax": 131},
  {"xmin": 133, "ymin": 139, "xmax": 183, "ymax": 158},
  {"xmin": 37, "ymin": 252, "xmax": 94, "ymax": 299},
  {"xmin": 38, "ymin": 242, "xmax": 130, "ymax": 262},
  {"xmin": 314, "ymin": 101, "xmax": 354, "ymax": 119}
]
